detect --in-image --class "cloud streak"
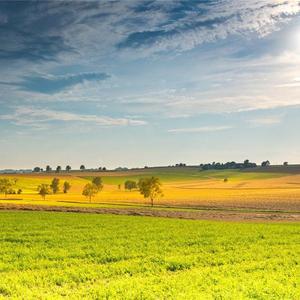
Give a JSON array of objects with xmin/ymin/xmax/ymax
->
[
  {"xmin": 168, "ymin": 126, "xmax": 233, "ymax": 133},
  {"xmin": 0, "ymin": 107, "xmax": 146, "ymax": 128}
]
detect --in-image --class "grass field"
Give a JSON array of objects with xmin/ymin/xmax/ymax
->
[
  {"xmin": 0, "ymin": 211, "xmax": 299, "ymax": 299},
  {"xmin": 1, "ymin": 167, "xmax": 300, "ymax": 212}
]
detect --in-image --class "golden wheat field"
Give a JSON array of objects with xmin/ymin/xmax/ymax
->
[{"xmin": 1, "ymin": 167, "xmax": 300, "ymax": 212}]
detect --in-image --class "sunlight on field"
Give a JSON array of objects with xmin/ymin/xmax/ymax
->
[
  {"xmin": 0, "ymin": 211, "xmax": 299, "ymax": 299},
  {"xmin": 1, "ymin": 168, "xmax": 300, "ymax": 211}
]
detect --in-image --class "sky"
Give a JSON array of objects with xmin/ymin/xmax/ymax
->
[{"xmin": 0, "ymin": 0, "xmax": 300, "ymax": 169}]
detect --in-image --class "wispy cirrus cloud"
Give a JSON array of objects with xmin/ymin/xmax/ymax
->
[
  {"xmin": 0, "ymin": 106, "xmax": 146, "ymax": 128},
  {"xmin": 0, "ymin": 72, "xmax": 110, "ymax": 94},
  {"xmin": 247, "ymin": 115, "xmax": 283, "ymax": 126},
  {"xmin": 168, "ymin": 126, "xmax": 233, "ymax": 134}
]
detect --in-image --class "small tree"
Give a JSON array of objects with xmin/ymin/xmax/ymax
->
[
  {"xmin": 33, "ymin": 167, "xmax": 41, "ymax": 172},
  {"xmin": 50, "ymin": 178, "xmax": 60, "ymax": 194},
  {"xmin": 46, "ymin": 165, "xmax": 52, "ymax": 172},
  {"xmin": 138, "ymin": 177, "xmax": 163, "ymax": 206},
  {"xmin": 92, "ymin": 177, "xmax": 103, "ymax": 191},
  {"xmin": 80, "ymin": 165, "xmax": 85, "ymax": 171},
  {"xmin": 124, "ymin": 180, "xmax": 137, "ymax": 191},
  {"xmin": 261, "ymin": 160, "xmax": 270, "ymax": 167},
  {"xmin": 0, "ymin": 178, "xmax": 14, "ymax": 197},
  {"xmin": 56, "ymin": 166, "xmax": 61, "ymax": 173},
  {"xmin": 63, "ymin": 181, "xmax": 71, "ymax": 194},
  {"xmin": 82, "ymin": 183, "xmax": 99, "ymax": 202},
  {"xmin": 37, "ymin": 184, "xmax": 50, "ymax": 200},
  {"xmin": 283, "ymin": 162, "xmax": 288, "ymax": 166},
  {"xmin": 66, "ymin": 165, "xmax": 71, "ymax": 172}
]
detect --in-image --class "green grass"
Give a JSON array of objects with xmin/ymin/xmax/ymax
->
[{"xmin": 0, "ymin": 212, "xmax": 299, "ymax": 299}]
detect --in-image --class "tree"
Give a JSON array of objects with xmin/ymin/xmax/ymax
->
[
  {"xmin": 82, "ymin": 183, "xmax": 99, "ymax": 202},
  {"xmin": 63, "ymin": 181, "xmax": 71, "ymax": 193},
  {"xmin": 138, "ymin": 177, "xmax": 163, "ymax": 207},
  {"xmin": 50, "ymin": 178, "xmax": 60, "ymax": 194},
  {"xmin": 33, "ymin": 167, "xmax": 41, "ymax": 172},
  {"xmin": 66, "ymin": 165, "xmax": 71, "ymax": 172},
  {"xmin": 261, "ymin": 160, "xmax": 270, "ymax": 167},
  {"xmin": 0, "ymin": 178, "xmax": 14, "ymax": 197},
  {"xmin": 124, "ymin": 180, "xmax": 137, "ymax": 191},
  {"xmin": 283, "ymin": 162, "xmax": 288, "ymax": 166},
  {"xmin": 37, "ymin": 184, "xmax": 50, "ymax": 200},
  {"xmin": 92, "ymin": 177, "xmax": 103, "ymax": 191},
  {"xmin": 80, "ymin": 165, "xmax": 85, "ymax": 171},
  {"xmin": 56, "ymin": 166, "xmax": 61, "ymax": 173},
  {"xmin": 46, "ymin": 165, "xmax": 52, "ymax": 172}
]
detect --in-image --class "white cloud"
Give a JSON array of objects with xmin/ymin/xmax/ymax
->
[
  {"xmin": 168, "ymin": 126, "xmax": 233, "ymax": 133},
  {"xmin": 247, "ymin": 115, "xmax": 283, "ymax": 126},
  {"xmin": 0, "ymin": 106, "xmax": 147, "ymax": 128}
]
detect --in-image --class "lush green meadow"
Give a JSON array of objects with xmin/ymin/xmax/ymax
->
[{"xmin": 0, "ymin": 211, "xmax": 299, "ymax": 299}]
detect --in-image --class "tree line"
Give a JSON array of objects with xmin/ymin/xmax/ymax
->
[
  {"xmin": 0, "ymin": 176, "xmax": 163, "ymax": 207},
  {"xmin": 33, "ymin": 165, "xmax": 106, "ymax": 173}
]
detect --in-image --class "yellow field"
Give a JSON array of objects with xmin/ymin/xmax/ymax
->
[{"xmin": 1, "ymin": 168, "xmax": 300, "ymax": 211}]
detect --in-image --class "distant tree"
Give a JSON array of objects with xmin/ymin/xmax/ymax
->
[
  {"xmin": 56, "ymin": 166, "xmax": 61, "ymax": 173},
  {"xmin": 17, "ymin": 189, "xmax": 22, "ymax": 194},
  {"xmin": 63, "ymin": 181, "xmax": 71, "ymax": 193},
  {"xmin": 102, "ymin": 167, "xmax": 107, "ymax": 171},
  {"xmin": 138, "ymin": 177, "xmax": 163, "ymax": 207},
  {"xmin": 118, "ymin": 184, "xmax": 121, "ymax": 190},
  {"xmin": 80, "ymin": 165, "xmax": 85, "ymax": 171},
  {"xmin": 0, "ymin": 178, "xmax": 14, "ymax": 197},
  {"xmin": 261, "ymin": 160, "xmax": 270, "ymax": 167},
  {"xmin": 283, "ymin": 162, "xmax": 288, "ymax": 166},
  {"xmin": 243, "ymin": 159, "xmax": 250, "ymax": 168},
  {"xmin": 82, "ymin": 183, "xmax": 99, "ymax": 202},
  {"xmin": 92, "ymin": 177, "xmax": 103, "ymax": 191},
  {"xmin": 46, "ymin": 165, "xmax": 52, "ymax": 172},
  {"xmin": 50, "ymin": 178, "xmax": 60, "ymax": 194},
  {"xmin": 224, "ymin": 178, "xmax": 228, "ymax": 183},
  {"xmin": 37, "ymin": 184, "xmax": 50, "ymax": 200},
  {"xmin": 124, "ymin": 180, "xmax": 137, "ymax": 191},
  {"xmin": 66, "ymin": 165, "xmax": 71, "ymax": 172},
  {"xmin": 33, "ymin": 167, "xmax": 41, "ymax": 172}
]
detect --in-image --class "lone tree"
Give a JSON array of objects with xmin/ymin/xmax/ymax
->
[
  {"xmin": 92, "ymin": 177, "xmax": 103, "ymax": 191},
  {"xmin": 46, "ymin": 165, "xmax": 52, "ymax": 172},
  {"xmin": 80, "ymin": 165, "xmax": 85, "ymax": 171},
  {"xmin": 66, "ymin": 165, "xmax": 71, "ymax": 172},
  {"xmin": 138, "ymin": 177, "xmax": 163, "ymax": 207},
  {"xmin": 50, "ymin": 178, "xmax": 60, "ymax": 194},
  {"xmin": 283, "ymin": 162, "xmax": 288, "ymax": 166},
  {"xmin": 0, "ymin": 178, "xmax": 14, "ymax": 197},
  {"xmin": 261, "ymin": 160, "xmax": 270, "ymax": 167},
  {"xmin": 63, "ymin": 181, "xmax": 71, "ymax": 194},
  {"xmin": 56, "ymin": 166, "xmax": 62, "ymax": 173},
  {"xmin": 124, "ymin": 180, "xmax": 137, "ymax": 191},
  {"xmin": 82, "ymin": 183, "xmax": 99, "ymax": 202},
  {"xmin": 37, "ymin": 184, "xmax": 50, "ymax": 200}
]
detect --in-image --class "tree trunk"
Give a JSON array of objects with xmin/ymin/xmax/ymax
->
[{"xmin": 151, "ymin": 197, "xmax": 153, "ymax": 207}]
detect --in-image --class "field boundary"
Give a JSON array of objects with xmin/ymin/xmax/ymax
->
[{"xmin": 1, "ymin": 203, "xmax": 300, "ymax": 222}]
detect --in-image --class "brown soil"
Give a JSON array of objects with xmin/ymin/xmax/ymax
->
[{"xmin": 0, "ymin": 203, "xmax": 299, "ymax": 222}]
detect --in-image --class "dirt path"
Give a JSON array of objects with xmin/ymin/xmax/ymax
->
[{"xmin": 0, "ymin": 203, "xmax": 299, "ymax": 222}]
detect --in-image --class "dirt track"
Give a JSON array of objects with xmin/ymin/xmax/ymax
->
[{"xmin": 0, "ymin": 203, "xmax": 299, "ymax": 222}]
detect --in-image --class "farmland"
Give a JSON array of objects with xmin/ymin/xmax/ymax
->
[
  {"xmin": 0, "ymin": 211, "xmax": 299, "ymax": 299},
  {"xmin": 1, "ymin": 167, "xmax": 300, "ymax": 214}
]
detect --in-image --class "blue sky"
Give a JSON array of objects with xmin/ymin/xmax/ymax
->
[{"xmin": 0, "ymin": 0, "xmax": 300, "ymax": 169}]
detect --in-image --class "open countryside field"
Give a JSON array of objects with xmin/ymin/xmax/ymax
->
[
  {"xmin": 1, "ymin": 167, "xmax": 300, "ymax": 215},
  {"xmin": 0, "ymin": 211, "xmax": 299, "ymax": 299}
]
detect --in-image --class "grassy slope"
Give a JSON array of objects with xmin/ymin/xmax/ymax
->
[{"xmin": 0, "ymin": 211, "xmax": 299, "ymax": 299}]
